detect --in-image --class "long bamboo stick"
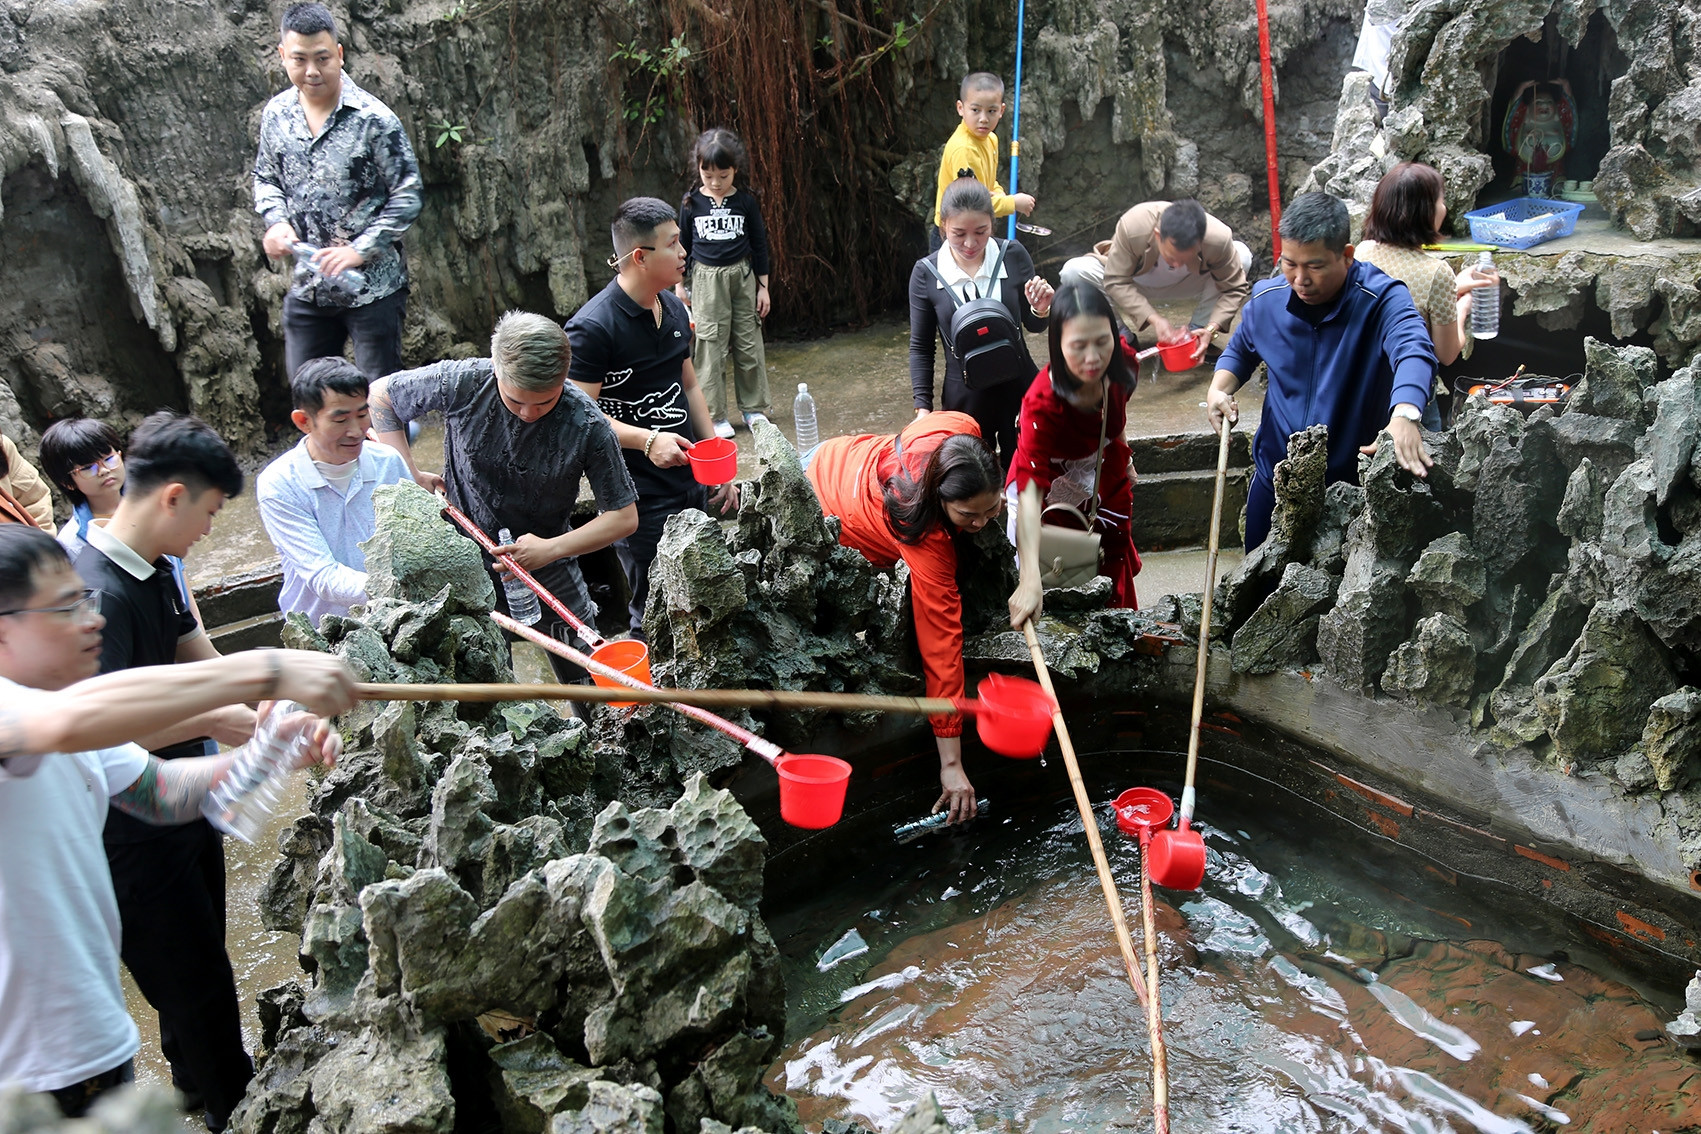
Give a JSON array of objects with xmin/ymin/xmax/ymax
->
[
  {"xmin": 355, "ymin": 681, "xmax": 963, "ymax": 716},
  {"xmin": 1019, "ymin": 621, "xmax": 1166, "ymax": 1131}
]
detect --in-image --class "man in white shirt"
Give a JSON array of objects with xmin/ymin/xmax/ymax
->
[
  {"xmin": 258, "ymin": 357, "xmax": 412, "ymax": 625},
  {"xmin": 0, "ymin": 524, "xmax": 353, "ymax": 1118}
]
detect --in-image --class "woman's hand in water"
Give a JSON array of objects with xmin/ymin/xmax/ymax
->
[
  {"xmin": 932, "ymin": 736, "xmax": 977, "ymax": 824},
  {"xmin": 1008, "ymin": 576, "xmax": 1043, "ymax": 630}
]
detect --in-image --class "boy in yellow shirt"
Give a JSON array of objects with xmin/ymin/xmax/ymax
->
[{"xmin": 930, "ymin": 72, "xmax": 1035, "ymax": 241}]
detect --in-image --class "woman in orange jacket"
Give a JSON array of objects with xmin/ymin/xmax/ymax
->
[{"xmin": 807, "ymin": 411, "xmax": 1007, "ymax": 825}]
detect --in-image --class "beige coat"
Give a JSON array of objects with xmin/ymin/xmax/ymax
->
[
  {"xmin": 0, "ymin": 434, "xmax": 55, "ymax": 530},
  {"xmin": 1093, "ymin": 201, "xmax": 1250, "ymax": 335}
]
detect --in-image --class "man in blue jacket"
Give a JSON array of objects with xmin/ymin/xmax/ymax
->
[{"xmin": 1206, "ymin": 192, "xmax": 1438, "ymax": 551}]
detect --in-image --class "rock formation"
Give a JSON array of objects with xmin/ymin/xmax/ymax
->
[{"xmin": 1214, "ymin": 338, "xmax": 1701, "ymax": 883}]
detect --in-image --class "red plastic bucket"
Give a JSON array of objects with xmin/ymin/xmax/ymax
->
[
  {"xmin": 1157, "ymin": 337, "xmax": 1199, "ymax": 371},
  {"xmin": 776, "ymin": 754, "xmax": 851, "ymax": 828},
  {"xmin": 974, "ymin": 673, "xmax": 1055, "ymax": 758},
  {"xmin": 589, "ymin": 639, "xmax": 652, "ymax": 708},
  {"xmin": 1112, "ymin": 787, "xmax": 1174, "ymax": 837},
  {"xmin": 687, "ymin": 437, "xmax": 738, "ymax": 485}
]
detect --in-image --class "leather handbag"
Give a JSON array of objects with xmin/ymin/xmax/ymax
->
[{"xmin": 1035, "ymin": 392, "xmax": 1109, "ymax": 590}]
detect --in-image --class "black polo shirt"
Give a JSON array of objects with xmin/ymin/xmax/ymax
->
[
  {"xmin": 74, "ymin": 525, "xmax": 207, "ymax": 845},
  {"xmin": 565, "ymin": 278, "xmax": 700, "ymax": 510}
]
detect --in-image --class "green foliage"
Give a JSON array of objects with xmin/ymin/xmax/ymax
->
[
  {"xmin": 610, "ymin": 34, "xmax": 692, "ymax": 125},
  {"xmin": 431, "ymin": 120, "xmax": 468, "ymax": 148}
]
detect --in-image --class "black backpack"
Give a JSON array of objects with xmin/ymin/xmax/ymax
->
[{"xmin": 922, "ymin": 239, "xmax": 1027, "ymax": 391}]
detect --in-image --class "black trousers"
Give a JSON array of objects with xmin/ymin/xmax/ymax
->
[
  {"xmin": 282, "ymin": 287, "xmax": 407, "ymax": 381},
  {"xmin": 49, "ymin": 1058, "xmax": 133, "ymax": 1118},
  {"xmin": 616, "ymin": 491, "xmax": 706, "ymax": 638},
  {"xmin": 941, "ymin": 374, "xmax": 1025, "ymax": 474},
  {"xmin": 106, "ymin": 822, "xmax": 252, "ymax": 1126}
]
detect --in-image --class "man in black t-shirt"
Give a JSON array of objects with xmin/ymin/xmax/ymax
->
[
  {"xmin": 567, "ymin": 196, "xmax": 739, "ymax": 638},
  {"xmin": 71, "ymin": 412, "xmax": 255, "ymax": 1132},
  {"xmin": 370, "ymin": 312, "xmax": 640, "ymax": 680}
]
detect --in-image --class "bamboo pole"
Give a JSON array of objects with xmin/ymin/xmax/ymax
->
[{"xmin": 355, "ymin": 681, "xmax": 963, "ymax": 716}]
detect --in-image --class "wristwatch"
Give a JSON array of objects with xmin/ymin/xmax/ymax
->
[{"xmin": 1392, "ymin": 403, "xmax": 1422, "ymax": 422}]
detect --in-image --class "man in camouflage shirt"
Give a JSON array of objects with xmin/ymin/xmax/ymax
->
[{"xmin": 254, "ymin": 2, "xmax": 422, "ymax": 384}]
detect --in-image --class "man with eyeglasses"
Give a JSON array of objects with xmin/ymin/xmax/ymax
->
[
  {"xmin": 0, "ymin": 523, "xmax": 355, "ymax": 1118},
  {"xmin": 370, "ymin": 312, "xmax": 639, "ymax": 685}
]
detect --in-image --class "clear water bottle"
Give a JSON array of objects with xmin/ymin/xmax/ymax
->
[
  {"xmin": 793, "ymin": 383, "xmax": 819, "ymax": 452},
  {"xmin": 1470, "ymin": 251, "xmax": 1499, "ymax": 340},
  {"xmin": 200, "ymin": 700, "xmax": 309, "ymax": 842},
  {"xmin": 497, "ymin": 528, "xmax": 541, "ymax": 625},
  {"xmin": 291, "ymin": 241, "xmax": 367, "ymax": 294}
]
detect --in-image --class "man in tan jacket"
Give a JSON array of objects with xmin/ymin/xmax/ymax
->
[
  {"xmin": 1060, "ymin": 199, "xmax": 1253, "ymax": 360},
  {"xmin": 1, "ymin": 433, "xmax": 55, "ymax": 530}
]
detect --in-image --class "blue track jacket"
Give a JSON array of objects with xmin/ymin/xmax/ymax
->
[{"xmin": 1218, "ymin": 258, "xmax": 1438, "ymax": 487}]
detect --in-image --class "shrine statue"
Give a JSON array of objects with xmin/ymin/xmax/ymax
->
[{"xmin": 1502, "ymin": 79, "xmax": 1577, "ymax": 198}]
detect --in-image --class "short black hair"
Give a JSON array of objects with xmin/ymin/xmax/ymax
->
[
  {"xmin": 38, "ymin": 418, "xmax": 124, "ymax": 505},
  {"xmin": 1157, "ymin": 200, "xmax": 1208, "ymax": 250},
  {"xmin": 292, "ymin": 357, "xmax": 370, "ymax": 414},
  {"xmin": 0, "ymin": 525, "xmax": 70, "ymax": 613},
  {"xmin": 1279, "ymin": 192, "xmax": 1351, "ymax": 254},
  {"xmin": 281, "ymin": 2, "xmax": 338, "ymax": 40},
  {"xmin": 960, "ymin": 72, "xmax": 1004, "ymax": 100},
  {"xmin": 124, "ymin": 412, "xmax": 244, "ymax": 500},
  {"xmin": 611, "ymin": 197, "xmax": 678, "ymax": 259}
]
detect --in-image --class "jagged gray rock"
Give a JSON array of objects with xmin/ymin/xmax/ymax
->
[
  {"xmin": 1230, "ymin": 563, "xmax": 1338, "ymax": 675},
  {"xmin": 1217, "ymin": 424, "xmax": 1328, "ymax": 634},
  {"xmin": 1406, "ymin": 533, "xmax": 1486, "ymax": 619},
  {"xmin": 363, "ymin": 482, "xmax": 497, "ymax": 613},
  {"xmin": 1382, "ymin": 614, "xmax": 1476, "ymax": 707},
  {"xmin": 1534, "ymin": 600, "xmax": 1677, "ymax": 767},
  {"xmin": 1641, "ymin": 688, "xmax": 1701, "ymax": 791},
  {"xmin": 1557, "ymin": 459, "xmax": 1604, "ymax": 542},
  {"xmin": 1570, "ymin": 338, "xmax": 1660, "ymax": 426}
]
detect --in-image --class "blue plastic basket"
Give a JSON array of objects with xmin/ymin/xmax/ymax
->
[{"xmin": 1462, "ymin": 197, "xmax": 1586, "ymax": 250}]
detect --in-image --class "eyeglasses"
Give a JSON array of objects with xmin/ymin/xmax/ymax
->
[
  {"xmin": 605, "ymin": 245, "xmax": 656, "ymax": 269},
  {"xmin": 0, "ymin": 588, "xmax": 102, "ymax": 623},
  {"xmin": 75, "ymin": 452, "xmax": 122, "ymax": 479}
]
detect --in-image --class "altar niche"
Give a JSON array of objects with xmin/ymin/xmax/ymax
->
[{"xmin": 1481, "ymin": 11, "xmax": 1626, "ymax": 202}]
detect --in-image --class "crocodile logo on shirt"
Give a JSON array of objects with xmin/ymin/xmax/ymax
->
[
  {"xmin": 601, "ymin": 367, "xmax": 634, "ymax": 391},
  {"xmin": 599, "ymin": 384, "xmax": 687, "ymax": 428}
]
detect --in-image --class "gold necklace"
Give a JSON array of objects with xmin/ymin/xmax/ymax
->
[{"xmin": 653, "ymin": 296, "xmax": 663, "ymax": 328}]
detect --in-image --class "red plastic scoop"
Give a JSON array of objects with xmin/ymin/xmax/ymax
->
[
  {"xmin": 973, "ymin": 673, "xmax": 1054, "ymax": 758},
  {"xmin": 1148, "ymin": 812, "xmax": 1207, "ymax": 890}
]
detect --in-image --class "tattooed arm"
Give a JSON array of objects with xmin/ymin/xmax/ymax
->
[
  {"xmin": 0, "ymin": 652, "xmax": 355, "ymax": 759},
  {"xmin": 109, "ymin": 752, "xmax": 234, "ymax": 824}
]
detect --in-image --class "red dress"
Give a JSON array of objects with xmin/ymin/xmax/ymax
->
[{"xmin": 1006, "ymin": 366, "xmax": 1141, "ymax": 608}]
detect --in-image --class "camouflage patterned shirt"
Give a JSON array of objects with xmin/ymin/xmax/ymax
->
[{"xmin": 253, "ymin": 78, "xmax": 422, "ymax": 308}]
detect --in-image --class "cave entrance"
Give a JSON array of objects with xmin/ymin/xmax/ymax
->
[
  {"xmin": 0, "ymin": 160, "xmax": 183, "ymax": 429},
  {"xmin": 1478, "ymin": 11, "xmax": 1626, "ymax": 204}
]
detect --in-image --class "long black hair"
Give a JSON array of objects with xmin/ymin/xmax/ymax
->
[
  {"xmin": 882, "ymin": 431, "xmax": 1001, "ymax": 545},
  {"xmin": 1046, "ymin": 282, "xmax": 1137, "ymax": 399}
]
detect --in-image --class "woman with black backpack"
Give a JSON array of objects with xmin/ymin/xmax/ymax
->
[{"xmin": 909, "ymin": 176, "xmax": 1054, "ymax": 470}]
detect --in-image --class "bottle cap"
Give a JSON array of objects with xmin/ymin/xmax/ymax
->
[{"xmin": 798, "ymin": 382, "xmax": 808, "ymax": 393}]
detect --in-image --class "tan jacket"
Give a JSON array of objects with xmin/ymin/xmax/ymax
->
[
  {"xmin": 1095, "ymin": 201, "xmax": 1250, "ymax": 335},
  {"xmin": 0, "ymin": 434, "xmax": 55, "ymax": 530}
]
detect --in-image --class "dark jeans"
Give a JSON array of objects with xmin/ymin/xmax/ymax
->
[
  {"xmin": 282, "ymin": 287, "xmax": 407, "ymax": 381},
  {"xmin": 49, "ymin": 1058, "xmax": 134, "ymax": 1118},
  {"xmin": 106, "ymin": 822, "xmax": 252, "ymax": 1128},
  {"xmin": 1245, "ymin": 469, "xmax": 1275, "ymax": 552},
  {"xmin": 617, "ymin": 491, "xmax": 706, "ymax": 638}
]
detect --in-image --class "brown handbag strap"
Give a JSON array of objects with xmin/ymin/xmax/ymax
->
[{"xmin": 1086, "ymin": 388, "xmax": 1109, "ymax": 529}]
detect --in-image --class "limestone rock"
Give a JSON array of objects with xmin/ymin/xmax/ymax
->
[
  {"xmin": 1644, "ymin": 369, "xmax": 1701, "ymax": 503},
  {"xmin": 888, "ymin": 1093, "xmax": 954, "ymax": 1134},
  {"xmin": 1358, "ymin": 439, "xmax": 1448, "ymax": 560},
  {"xmin": 1569, "ymin": 338, "xmax": 1659, "ymax": 426},
  {"xmin": 488, "ymin": 1034, "xmax": 608, "ymax": 1134},
  {"xmin": 309, "ymin": 1022, "xmax": 455, "ymax": 1134},
  {"xmin": 1217, "ymin": 424, "xmax": 1328, "ymax": 633},
  {"xmin": 1534, "ymin": 601, "xmax": 1677, "ymax": 767},
  {"xmin": 1382, "ymin": 613, "xmax": 1476, "ymax": 707},
  {"xmin": 1452, "ymin": 394, "xmax": 1524, "ymax": 494},
  {"xmin": 549, "ymin": 1080, "xmax": 666, "ymax": 1134},
  {"xmin": 1556, "ymin": 459, "xmax": 1604, "ymax": 542},
  {"xmin": 1599, "ymin": 459, "xmax": 1671, "ymax": 565},
  {"xmin": 647, "ymin": 510, "xmax": 749, "ymax": 643},
  {"xmin": 1548, "ymin": 412, "xmax": 1639, "ymax": 484},
  {"xmin": 1405, "ymin": 533, "xmax": 1486, "ymax": 618},
  {"xmin": 1640, "ymin": 688, "xmax": 1701, "ymax": 791},
  {"xmin": 1316, "ymin": 571, "xmax": 1408, "ymax": 692},
  {"xmin": 363, "ymin": 482, "xmax": 497, "ymax": 613},
  {"xmin": 1230, "ymin": 562, "xmax": 1337, "ymax": 675},
  {"xmin": 1472, "ymin": 419, "xmax": 1566, "ymax": 581}
]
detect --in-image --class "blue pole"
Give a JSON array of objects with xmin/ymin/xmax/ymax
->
[{"xmin": 1008, "ymin": 0, "xmax": 1025, "ymax": 240}]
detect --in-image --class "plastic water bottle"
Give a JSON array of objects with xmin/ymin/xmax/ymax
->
[
  {"xmin": 200, "ymin": 700, "xmax": 309, "ymax": 842},
  {"xmin": 1470, "ymin": 251, "xmax": 1499, "ymax": 340},
  {"xmin": 291, "ymin": 241, "xmax": 367, "ymax": 294},
  {"xmin": 793, "ymin": 383, "xmax": 819, "ymax": 452},
  {"xmin": 496, "ymin": 528, "xmax": 541, "ymax": 625}
]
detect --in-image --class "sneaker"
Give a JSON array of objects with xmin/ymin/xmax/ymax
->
[
  {"xmin": 744, "ymin": 412, "xmax": 770, "ymax": 430},
  {"xmin": 712, "ymin": 420, "xmax": 736, "ymax": 440}
]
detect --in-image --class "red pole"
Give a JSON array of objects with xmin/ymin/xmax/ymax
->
[{"xmin": 1256, "ymin": 0, "xmax": 1282, "ymax": 256}]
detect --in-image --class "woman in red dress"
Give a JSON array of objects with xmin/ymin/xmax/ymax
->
[
  {"xmin": 807, "ymin": 412, "xmax": 1006, "ymax": 825},
  {"xmin": 1007, "ymin": 282, "xmax": 1142, "ymax": 628}
]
